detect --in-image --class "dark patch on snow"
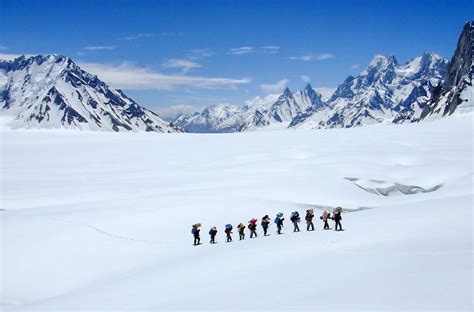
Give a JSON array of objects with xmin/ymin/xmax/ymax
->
[{"xmin": 345, "ymin": 177, "xmax": 443, "ymax": 196}]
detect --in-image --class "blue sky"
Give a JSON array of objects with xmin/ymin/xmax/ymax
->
[{"xmin": 1, "ymin": 0, "xmax": 472, "ymax": 118}]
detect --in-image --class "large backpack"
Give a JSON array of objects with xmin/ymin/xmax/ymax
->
[
  {"xmin": 191, "ymin": 227, "xmax": 196, "ymax": 235},
  {"xmin": 225, "ymin": 224, "xmax": 233, "ymax": 230},
  {"xmin": 274, "ymin": 217, "xmax": 280, "ymax": 224},
  {"xmin": 292, "ymin": 211, "xmax": 299, "ymax": 218}
]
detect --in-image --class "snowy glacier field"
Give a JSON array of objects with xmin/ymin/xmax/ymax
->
[{"xmin": 1, "ymin": 114, "xmax": 473, "ymax": 311}]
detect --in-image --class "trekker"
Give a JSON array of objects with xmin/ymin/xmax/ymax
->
[
  {"xmin": 192, "ymin": 223, "xmax": 201, "ymax": 245},
  {"xmin": 290, "ymin": 211, "xmax": 301, "ymax": 232},
  {"xmin": 237, "ymin": 223, "xmax": 246, "ymax": 240},
  {"xmin": 305, "ymin": 209, "xmax": 315, "ymax": 231},
  {"xmin": 248, "ymin": 218, "xmax": 258, "ymax": 238},
  {"xmin": 209, "ymin": 226, "xmax": 218, "ymax": 244},
  {"xmin": 321, "ymin": 210, "xmax": 331, "ymax": 230},
  {"xmin": 225, "ymin": 224, "xmax": 233, "ymax": 242},
  {"xmin": 261, "ymin": 215, "xmax": 271, "ymax": 236},
  {"xmin": 333, "ymin": 207, "xmax": 343, "ymax": 231},
  {"xmin": 274, "ymin": 213, "xmax": 285, "ymax": 234}
]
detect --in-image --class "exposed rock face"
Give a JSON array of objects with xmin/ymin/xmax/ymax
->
[
  {"xmin": 292, "ymin": 53, "xmax": 448, "ymax": 129},
  {"xmin": 0, "ymin": 54, "xmax": 181, "ymax": 132},
  {"xmin": 418, "ymin": 21, "xmax": 474, "ymax": 120}
]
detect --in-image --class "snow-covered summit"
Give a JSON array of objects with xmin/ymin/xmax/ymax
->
[
  {"xmin": 175, "ymin": 84, "xmax": 326, "ymax": 132},
  {"xmin": 418, "ymin": 21, "xmax": 474, "ymax": 119},
  {"xmin": 291, "ymin": 52, "xmax": 448, "ymax": 129},
  {"xmin": 0, "ymin": 54, "xmax": 181, "ymax": 132}
]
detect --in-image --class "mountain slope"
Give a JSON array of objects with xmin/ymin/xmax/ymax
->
[
  {"xmin": 0, "ymin": 54, "xmax": 181, "ymax": 132},
  {"xmin": 176, "ymin": 84, "xmax": 325, "ymax": 132},
  {"xmin": 291, "ymin": 53, "xmax": 448, "ymax": 129},
  {"xmin": 418, "ymin": 21, "xmax": 474, "ymax": 120}
]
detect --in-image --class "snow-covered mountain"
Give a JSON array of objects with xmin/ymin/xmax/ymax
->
[
  {"xmin": 175, "ymin": 84, "xmax": 325, "ymax": 132},
  {"xmin": 291, "ymin": 53, "xmax": 448, "ymax": 129},
  {"xmin": 173, "ymin": 104, "xmax": 245, "ymax": 133},
  {"xmin": 417, "ymin": 21, "xmax": 473, "ymax": 120},
  {"xmin": 0, "ymin": 54, "xmax": 181, "ymax": 132},
  {"xmin": 177, "ymin": 53, "xmax": 449, "ymax": 133}
]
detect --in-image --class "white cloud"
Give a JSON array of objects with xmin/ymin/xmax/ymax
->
[
  {"xmin": 119, "ymin": 33, "xmax": 154, "ymax": 40},
  {"xmin": 0, "ymin": 45, "xmax": 8, "ymax": 50},
  {"xmin": 185, "ymin": 49, "xmax": 214, "ymax": 60},
  {"xmin": 260, "ymin": 79, "xmax": 289, "ymax": 93},
  {"xmin": 351, "ymin": 64, "xmax": 360, "ymax": 69},
  {"xmin": 162, "ymin": 58, "xmax": 202, "ymax": 73},
  {"xmin": 78, "ymin": 61, "xmax": 251, "ymax": 90},
  {"xmin": 289, "ymin": 53, "xmax": 335, "ymax": 61},
  {"xmin": 229, "ymin": 47, "xmax": 254, "ymax": 55},
  {"xmin": 300, "ymin": 75, "xmax": 310, "ymax": 83},
  {"xmin": 154, "ymin": 104, "xmax": 201, "ymax": 121},
  {"xmin": 262, "ymin": 46, "xmax": 280, "ymax": 54},
  {"xmin": 84, "ymin": 46, "xmax": 116, "ymax": 50}
]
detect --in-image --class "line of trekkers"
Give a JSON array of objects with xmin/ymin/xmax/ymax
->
[{"xmin": 191, "ymin": 207, "xmax": 343, "ymax": 246}]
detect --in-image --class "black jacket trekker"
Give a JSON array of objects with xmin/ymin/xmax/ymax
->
[
  {"xmin": 192, "ymin": 225, "xmax": 201, "ymax": 246},
  {"xmin": 224, "ymin": 227, "xmax": 233, "ymax": 242},
  {"xmin": 305, "ymin": 210, "xmax": 315, "ymax": 231},
  {"xmin": 209, "ymin": 227, "xmax": 218, "ymax": 244},
  {"xmin": 276, "ymin": 217, "xmax": 285, "ymax": 234},
  {"xmin": 261, "ymin": 215, "xmax": 270, "ymax": 236},
  {"xmin": 334, "ymin": 210, "xmax": 343, "ymax": 231}
]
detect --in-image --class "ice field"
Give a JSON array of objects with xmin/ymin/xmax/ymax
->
[{"xmin": 1, "ymin": 114, "xmax": 473, "ymax": 311}]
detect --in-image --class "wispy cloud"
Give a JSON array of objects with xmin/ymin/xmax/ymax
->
[
  {"xmin": 300, "ymin": 75, "xmax": 310, "ymax": 83},
  {"xmin": 262, "ymin": 46, "xmax": 280, "ymax": 54},
  {"xmin": 78, "ymin": 61, "xmax": 251, "ymax": 90},
  {"xmin": 351, "ymin": 64, "xmax": 360, "ymax": 69},
  {"xmin": 155, "ymin": 104, "xmax": 201, "ymax": 121},
  {"xmin": 229, "ymin": 46, "xmax": 254, "ymax": 55},
  {"xmin": 260, "ymin": 79, "xmax": 289, "ymax": 93},
  {"xmin": 162, "ymin": 58, "xmax": 202, "ymax": 73},
  {"xmin": 289, "ymin": 53, "xmax": 335, "ymax": 61},
  {"xmin": 84, "ymin": 46, "xmax": 116, "ymax": 50},
  {"xmin": 185, "ymin": 49, "xmax": 214, "ymax": 60},
  {"xmin": 0, "ymin": 45, "xmax": 8, "ymax": 50},
  {"xmin": 119, "ymin": 33, "xmax": 154, "ymax": 40}
]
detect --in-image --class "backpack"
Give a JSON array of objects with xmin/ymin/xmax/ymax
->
[
  {"xmin": 291, "ymin": 211, "xmax": 299, "ymax": 218},
  {"xmin": 191, "ymin": 227, "xmax": 196, "ymax": 235},
  {"xmin": 225, "ymin": 224, "xmax": 233, "ymax": 230},
  {"xmin": 274, "ymin": 217, "xmax": 280, "ymax": 224}
]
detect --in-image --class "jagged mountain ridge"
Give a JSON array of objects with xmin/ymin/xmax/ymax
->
[
  {"xmin": 417, "ymin": 21, "xmax": 473, "ymax": 120},
  {"xmin": 0, "ymin": 54, "xmax": 181, "ymax": 132},
  {"xmin": 174, "ymin": 84, "xmax": 325, "ymax": 132},
  {"xmin": 291, "ymin": 52, "xmax": 448, "ymax": 129}
]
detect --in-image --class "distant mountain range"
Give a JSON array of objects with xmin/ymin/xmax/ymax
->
[
  {"xmin": 176, "ymin": 21, "xmax": 472, "ymax": 133},
  {"xmin": 1, "ymin": 21, "xmax": 472, "ymax": 133},
  {"xmin": 0, "ymin": 55, "xmax": 181, "ymax": 132}
]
